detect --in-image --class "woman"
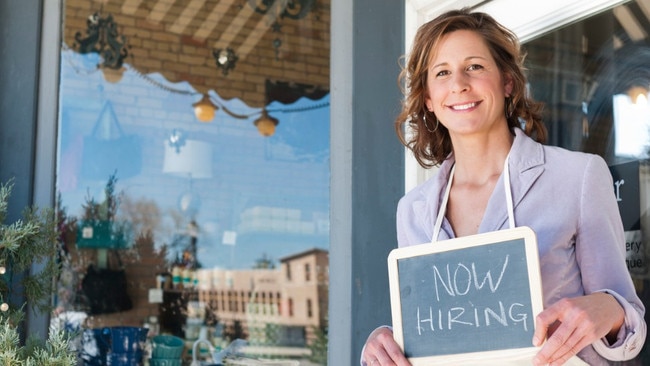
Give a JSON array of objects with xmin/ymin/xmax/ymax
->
[{"xmin": 361, "ymin": 8, "xmax": 646, "ymax": 366}]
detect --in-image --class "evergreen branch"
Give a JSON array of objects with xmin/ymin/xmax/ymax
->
[
  {"xmin": 0, "ymin": 179, "xmax": 73, "ymax": 365},
  {"xmin": 0, "ymin": 221, "xmax": 40, "ymax": 252},
  {"xmin": 0, "ymin": 180, "xmax": 13, "ymax": 225}
]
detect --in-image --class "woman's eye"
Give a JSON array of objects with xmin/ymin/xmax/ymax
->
[
  {"xmin": 435, "ymin": 70, "xmax": 450, "ymax": 77},
  {"xmin": 467, "ymin": 64, "xmax": 484, "ymax": 71}
]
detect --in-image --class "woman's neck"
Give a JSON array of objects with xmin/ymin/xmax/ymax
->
[{"xmin": 450, "ymin": 130, "xmax": 514, "ymax": 185}]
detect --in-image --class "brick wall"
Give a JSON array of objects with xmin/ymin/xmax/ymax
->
[{"xmin": 64, "ymin": 0, "xmax": 330, "ymax": 107}]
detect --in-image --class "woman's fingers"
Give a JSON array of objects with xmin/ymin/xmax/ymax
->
[{"xmin": 363, "ymin": 327, "xmax": 412, "ymax": 366}]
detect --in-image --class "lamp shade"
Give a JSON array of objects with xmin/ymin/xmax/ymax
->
[
  {"xmin": 253, "ymin": 109, "xmax": 279, "ymax": 137},
  {"xmin": 163, "ymin": 139, "xmax": 213, "ymax": 179}
]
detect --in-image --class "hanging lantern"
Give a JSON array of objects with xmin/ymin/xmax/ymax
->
[
  {"xmin": 192, "ymin": 94, "xmax": 218, "ymax": 122},
  {"xmin": 102, "ymin": 66, "xmax": 126, "ymax": 83},
  {"xmin": 253, "ymin": 109, "xmax": 279, "ymax": 137}
]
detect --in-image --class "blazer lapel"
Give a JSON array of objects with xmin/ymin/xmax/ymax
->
[{"xmin": 480, "ymin": 129, "xmax": 545, "ymax": 232}]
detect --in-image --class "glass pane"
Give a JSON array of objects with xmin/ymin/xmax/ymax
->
[
  {"xmin": 524, "ymin": 0, "xmax": 650, "ymax": 362},
  {"xmin": 53, "ymin": 1, "xmax": 329, "ymax": 365}
]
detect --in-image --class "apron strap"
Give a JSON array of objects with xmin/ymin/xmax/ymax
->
[
  {"xmin": 503, "ymin": 154, "xmax": 515, "ymax": 229},
  {"xmin": 431, "ymin": 164, "xmax": 455, "ymax": 243},
  {"xmin": 431, "ymin": 155, "xmax": 514, "ymax": 243}
]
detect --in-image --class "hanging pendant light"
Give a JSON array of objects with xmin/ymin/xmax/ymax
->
[
  {"xmin": 102, "ymin": 66, "xmax": 126, "ymax": 83},
  {"xmin": 253, "ymin": 109, "xmax": 279, "ymax": 137},
  {"xmin": 213, "ymin": 48, "xmax": 238, "ymax": 76},
  {"xmin": 192, "ymin": 94, "xmax": 218, "ymax": 122}
]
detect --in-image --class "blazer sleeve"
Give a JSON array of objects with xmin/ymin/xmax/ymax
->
[{"xmin": 576, "ymin": 155, "xmax": 646, "ymax": 360}]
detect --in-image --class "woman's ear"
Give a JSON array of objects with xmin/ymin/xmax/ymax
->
[
  {"xmin": 504, "ymin": 73, "xmax": 514, "ymax": 97},
  {"xmin": 424, "ymin": 94, "xmax": 433, "ymax": 112}
]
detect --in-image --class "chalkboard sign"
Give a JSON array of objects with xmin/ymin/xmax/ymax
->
[{"xmin": 388, "ymin": 226, "xmax": 544, "ymax": 365}]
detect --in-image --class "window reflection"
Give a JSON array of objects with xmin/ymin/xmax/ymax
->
[
  {"xmin": 524, "ymin": 1, "xmax": 650, "ymax": 362},
  {"xmin": 54, "ymin": 0, "xmax": 330, "ymax": 364}
]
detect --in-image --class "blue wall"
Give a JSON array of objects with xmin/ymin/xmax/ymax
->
[
  {"xmin": 329, "ymin": 0, "xmax": 405, "ymax": 364},
  {"xmin": 0, "ymin": 1, "xmax": 42, "ymax": 220},
  {"xmin": 0, "ymin": 0, "xmax": 44, "ymax": 340}
]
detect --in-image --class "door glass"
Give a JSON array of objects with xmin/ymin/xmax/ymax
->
[
  {"xmin": 524, "ymin": 0, "xmax": 649, "ymax": 362},
  {"xmin": 53, "ymin": 1, "xmax": 330, "ymax": 365}
]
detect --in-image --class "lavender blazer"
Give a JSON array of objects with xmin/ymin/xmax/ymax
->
[{"xmin": 396, "ymin": 128, "xmax": 646, "ymax": 364}]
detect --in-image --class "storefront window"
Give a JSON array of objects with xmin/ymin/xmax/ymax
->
[
  {"xmin": 524, "ymin": 1, "xmax": 650, "ymax": 362},
  {"xmin": 52, "ymin": 1, "xmax": 329, "ymax": 365}
]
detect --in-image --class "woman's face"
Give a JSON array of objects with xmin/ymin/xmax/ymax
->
[{"xmin": 424, "ymin": 30, "xmax": 512, "ymax": 139}]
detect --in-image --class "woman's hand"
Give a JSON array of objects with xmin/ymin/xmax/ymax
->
[
  {"xmin": 532, "ymin": 292, "xmax": 625, "ymax": 366},
  {"xmin": 362, "ymin": 327, "xmax": 412, "ymax": 366}
]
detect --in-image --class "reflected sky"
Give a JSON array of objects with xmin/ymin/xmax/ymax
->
[{"xmin": 57, "ymin": 50, "xmax": 329, "ymax": 269}]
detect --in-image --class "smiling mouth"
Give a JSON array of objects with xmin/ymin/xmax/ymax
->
[{"xmin": 449, "ymin": 102, "xmax": 479, "ymax": 111}]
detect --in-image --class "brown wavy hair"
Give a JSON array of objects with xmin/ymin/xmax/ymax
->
[{"xmin": 395, "ymin": 8, "xmax": 546, "ymax": 168}]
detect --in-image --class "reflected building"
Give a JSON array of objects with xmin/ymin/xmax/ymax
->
[{"xmin": 164, "ymin": 248, "xmax": 329, "ymax": 357}]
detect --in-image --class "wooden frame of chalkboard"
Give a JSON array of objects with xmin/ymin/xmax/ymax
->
[{"xmin": 387, "ymin": 226, "xmax": 544, "ymax": 365}]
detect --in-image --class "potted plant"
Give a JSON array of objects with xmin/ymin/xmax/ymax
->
[{"xmin": 76, "ymin": 173, "xmax": 131, "ymax": 249}]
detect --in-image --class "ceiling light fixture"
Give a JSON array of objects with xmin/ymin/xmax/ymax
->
[
  {"xmin": 253, "ymin": 109, "xmax": 280, "ymax": 137},
  {"xmin": 133, "ymin": 73, "xmax": 327, "ymax": 137},
  {"xmin": 192, "ymin": 93, "xmax": 280, "ymax": 136},
  {"xmin": 193, "ymin": 94, "xmax": 219, "ymax": 122},
  {"xmin": 213, "ymin": 48, "xmax": 239, "ymax": 76},
  {"xmin": 73, "ymin": 10, "xmax": 130, "ymax": 71},
  {"xmin": 192, "ymin": 93, "xmax": 329, "ymax": 137}
]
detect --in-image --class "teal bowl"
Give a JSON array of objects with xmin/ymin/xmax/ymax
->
[{"xmin": 151, "ymin": 334, "xmax": 184, "ymax": 359}]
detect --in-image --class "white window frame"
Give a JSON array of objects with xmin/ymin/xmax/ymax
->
[{"xmin": 403, "ymin": 0, "xmax": 629, "ymax": 192}]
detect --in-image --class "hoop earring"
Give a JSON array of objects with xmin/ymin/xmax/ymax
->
[
  {"xmin": 423, "ymin": 111, "xmax": 438, "ymax": 133},
  {"xmin": 505, "ymin": 97, "xmax": 514, "ymax": 119}
]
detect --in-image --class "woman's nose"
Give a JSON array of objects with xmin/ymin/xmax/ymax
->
[{"xmin": 450, "ymin": 73, "xmax": 469, "ymax": 93}]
